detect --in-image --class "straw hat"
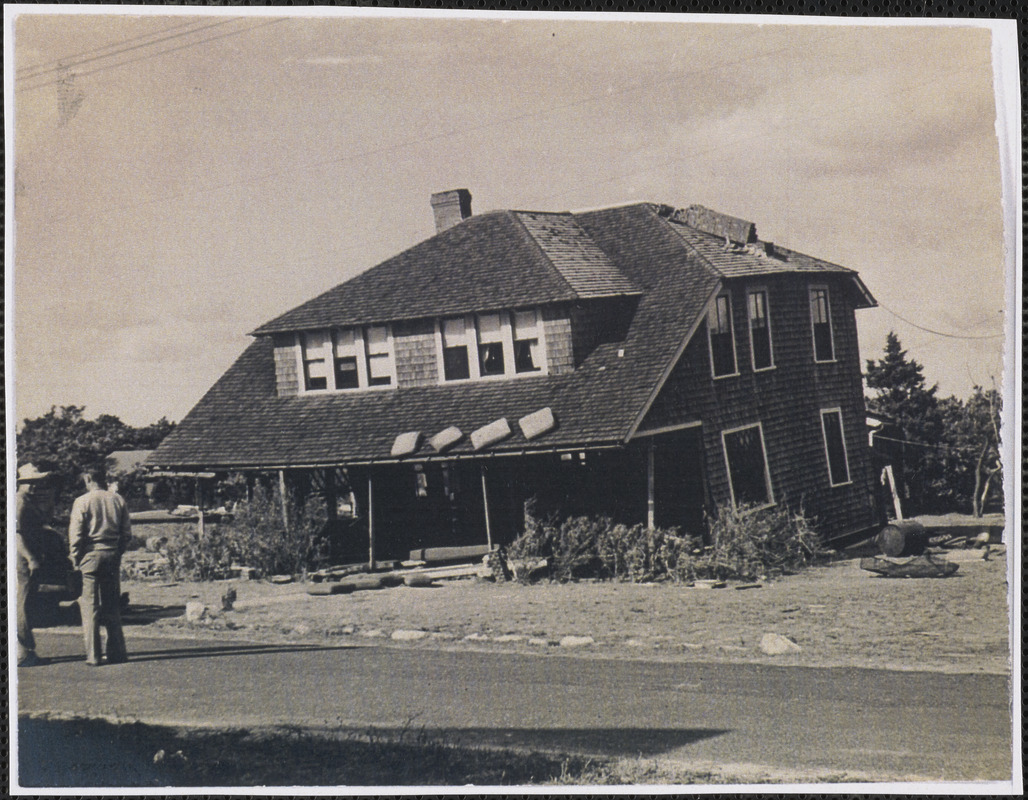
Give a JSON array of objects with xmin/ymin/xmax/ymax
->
[{"xmin": 17, "ymin": 463, "xmax": 52, "ymax": 483}]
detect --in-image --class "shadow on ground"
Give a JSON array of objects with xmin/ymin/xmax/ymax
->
[{"xmin": 17, "ymin": 716, "xmax": 731, "ymax": 787}]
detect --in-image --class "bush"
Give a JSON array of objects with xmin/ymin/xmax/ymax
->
[
  {"xmin": 163, "ymin": 485, "xmax": 329, "ymax": 580},
  {"xmin": 508, "ymin": 508, "xmax": 700, "ymax": 583},
  {"xmin": 700, "ymin": 503, "xmax": 828, "ymax": 581}
]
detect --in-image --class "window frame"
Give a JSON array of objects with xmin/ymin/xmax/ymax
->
[
  {"xmin": 747, "ymin": 287, "xmax": 775, "ymax": 372},
  {"xmin": 809, "ymin": 284, "xmax": 836, "ymax": 363},
  {"xmin": 435, "ymin": 308, "xmax": 548, "ymax": 384},
  {"xmin": 819, "ymin": 407, "xmax": 852, "ymax": 487},
  {"xmin": 296, "ymin": 325, "xmax": 395, "ymax": 394},
  {"xmin": 721, "ymin": 422, "xmax": 775, "ymax": 511},
  {"xmin": 706, "ymin": 292, "xmax": 739, "ymax": 379}
]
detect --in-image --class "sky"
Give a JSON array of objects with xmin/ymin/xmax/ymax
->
[{"xmin": 7, "ymin": 9, "xmax": 1017, "ymax": 427}]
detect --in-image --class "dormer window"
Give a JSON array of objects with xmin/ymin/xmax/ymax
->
[
  {"xmin": 298, "ymin": 325, "xmax": 395, "ymax": 393},
  {"xmin": 477, "ymin": 312, "xmax": 507, "ymax": 376},
  {"xmin": 513, "ymin": 309, "xmax": 543, "ymax": 373},
  {"xmin": 301, "ymin": 331, "xmax": 331, "ymax": 391},
  {"xmin": 436, "ymin": 308, "xmax": 547, "ymax": 383}
]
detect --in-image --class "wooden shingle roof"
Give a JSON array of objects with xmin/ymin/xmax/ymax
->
[{"xmin": 149, "ymin": 201, "xmax": 873, "ymax": 468}]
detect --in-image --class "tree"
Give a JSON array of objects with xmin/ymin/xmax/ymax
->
[
  {"xmin": 16, "ymin": 405, "xmax": 177, "ymax": 516},
  {"xmin": 865, "ymin": 333, "xmax": 944, "ymax": 514},
  {"xmin": 865, "ymin": 334, "xmax": 1003, "ymax": 516}
]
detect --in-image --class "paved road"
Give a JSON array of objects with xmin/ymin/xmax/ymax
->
[{"xmin": 18, "ymin": 631, "xmax": 1012, "ymax": 782}]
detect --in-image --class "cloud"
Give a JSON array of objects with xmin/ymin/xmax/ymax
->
[{"xmin": 283, "ymin": 55, "xmax": 384, "ymax": 66}]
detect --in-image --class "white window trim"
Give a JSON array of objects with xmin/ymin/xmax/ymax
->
[
  {"xmin": 819, "ymin": 407, "xmax": 852, "ymax": 487},
  {"xmin": 706, "ymin": 292, "xmax": 739, "ymax": 379},
  {"xmin": 747, "ymin": 286, "xmax": 775, "ymax": 372},
  {"xmin": 809, "ymin": 284, "xmax": 836, "ymax": 364},
  {"xmin": 295, "ymin": 325, "xmax": 395, "ymax": 394},
  {"xmin": 721, "ymin": 422, "xmax": 775, "ymax": 511},
  {"xmin": 435, "ymin": 308, "xmax": 548, "ymax": 384}
]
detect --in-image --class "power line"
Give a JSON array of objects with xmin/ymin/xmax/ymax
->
[
  {"xmin": 18, "ymin": 18, "xmax": 283, "ymax": 93},
  {"xmin": 873, "ymin": 434, "xmax": 995, "ymax": 455},
  {"xmin": 16, "ymin": 18, "xmax": 227, "ymax": 79},
  {"xmin": 876, "ymin": 300, "xmax": 1004, "ymax": 341}
]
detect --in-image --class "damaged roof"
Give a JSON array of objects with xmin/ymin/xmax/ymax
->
[{"xmin": 149, "ymin": 202, "xmax": 874, "ymax": 469}]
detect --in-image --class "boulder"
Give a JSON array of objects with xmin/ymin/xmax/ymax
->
[
  {"xmin": 559, "ymin": 635, "xmax": 595, "ymax": 648},
  {"xmin": 184, "ymin": 600, "xmax": 207, "ymax": 623},
  {"xmin": 759, "ymin": 633, "xmax": 802, "ymax": 655},
  {"xmin": 391, "ymin": 629, "xmax": 429, "ymax": 641}
]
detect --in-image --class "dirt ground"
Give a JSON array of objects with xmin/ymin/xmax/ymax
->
[{"xmin": 106, "ymin": 539, "xmax": 1014, "ymax": 676}]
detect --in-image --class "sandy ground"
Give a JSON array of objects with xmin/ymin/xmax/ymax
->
[{"xmin": 103, "ymin": 543, "xmax": 1014, "ymax": 676}]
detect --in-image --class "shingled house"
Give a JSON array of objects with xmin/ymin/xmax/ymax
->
[{"xmin": 148, "ymin": 190, "xmax": 882, "ymax": 561}]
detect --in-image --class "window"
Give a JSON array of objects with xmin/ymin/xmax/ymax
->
[
  {"xmin": 820, "ymin": 409, "xmax": 851, "ymax": 486},
  {"xmin": 476, "ymin": 313, "xmax": 507, "ymax": 376},
  {"xmin": 512, "ymin": 309, "xmax": 543, "ymax": 373},
  {"xmin": 707, "ymin": 293, "xmax": 737, "ymax": 378},
  {"xmin": 809, "ymin": 286, "xmax": 835, "ymax": 362},
  {"xmin": 365, "ymin": 325, "xmax": 394, "ymax": 386},
  {"xmin": 332, "ymin": 328, "xmax": 360, "ymax": 389},
  {"xmin": 441, "ymin": 317, "xmax": 472, "ymax": 381},
  {"xmin": 298, "ymin": 325, "xmax": 394, "ymax": 393},
  {"xmin": 300, "ymin": 330, "xmax": 330, "ymax": 391},
  {"xmin": 748, "ymin": 289, "xmax": 774, "ymax": 370},
  {"xmin": 722, "ymin": 424, "xmax": 774, "ymax": 508}
]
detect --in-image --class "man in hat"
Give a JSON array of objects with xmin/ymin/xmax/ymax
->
[
  {"xmin": 69, "ymin": 467, "xmax": 131, "ymax": 666},
  {"xmin": 16, "ymin": 463, "xmax": 53, "ymax": 667}
]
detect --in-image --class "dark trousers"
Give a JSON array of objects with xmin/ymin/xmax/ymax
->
[
  {"xmin": 79, "ymin": 550, "xmax": 127, "ymax": 664},
  {"xmin": 16, "ymin": 557, "xmax": 37, "ymax": 661}
]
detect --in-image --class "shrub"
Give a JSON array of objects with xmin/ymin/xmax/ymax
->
[
  {"xmin": 699, "ymin": 503, "xmax": 828, "ymax": 581},
  {"xmin": 508, "ymin": 509, "xmax": 699, "ymax": 583},
  {"xmin": 163, "ymin": 486, "xmax": 329, "ymax": 580}
]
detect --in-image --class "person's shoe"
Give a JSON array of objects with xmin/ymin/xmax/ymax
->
[
  {"xmin": 106, "ymin": 655, "xmax": 128, "ymax": 664},
  {"xmin": 17, "ymin": 653, "xmax": 47, "ymax": 667},
  {"xmin": 85, "ymin": 658, "xmax": 102, "ymax": 667}
]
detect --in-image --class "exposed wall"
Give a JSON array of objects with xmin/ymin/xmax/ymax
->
[
  {"xmin": 640, "ymin": 274, "xmax": 878, "ymax": 538},
  {"xmin": 272, "ymin": 333, "xmax": 299, "ymax": 396},
  {"xmin": 394, "ymin": 319, "xmax": 437, "ymax": 387}
]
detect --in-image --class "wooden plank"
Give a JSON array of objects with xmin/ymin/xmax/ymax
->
[
  {"xmin": 859, "ymin": 555, "xmax": 959, "ymax": 578},
  {"xmin": 416, "ymin": 544, "xmax": 494, "ymax": 563}
]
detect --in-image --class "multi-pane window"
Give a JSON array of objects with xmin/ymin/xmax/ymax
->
[
  {"xmin": 748, "ymin": 289, "xmax": 773, "ymax": 370},
  {"xmin": 809, "ymin": 286, "xmax": 835, "ymax": 362},
  {"xmin": 441, "ymin": 317, "xmax": 472, "ymax": 381},
  {"xmin": 722, "ymin": 424, "xmax": 774, "ymax": 508},
  {"xmin": 298, "ymin": 326, "xmax": 394, "ymax": 392},
  {"xmin": 332, "ymin": 328, "xmax": 360, "ymax": 389},
  {"xmin": 300, "ymin": 330, "xmax": 331, "ymax": 391},
  {"xmin": 708, "ymin": 293, "xmax": 737, "ymax": 377},
  {"xmin": 820, "ymin": 409, "xmax": 851, "ymax": 486},
  {"xmin": 476, "ymin": 313, "xmax": 507, "ymax": 376},
  {"xmin": 365, "ymin": 325, "xmax": 394, "ymax": 386},
  {"xmin": 512, "ymin": 309, "xmax": 543, "ymax": 373}
]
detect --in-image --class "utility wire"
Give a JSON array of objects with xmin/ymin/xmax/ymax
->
[
  {"xmin": 876, "ymin": 300, "xmax": 1004, "ymax": 340},
  {"xmin": 17, "ymin": 18, "xmax": 283, "ymax": 93},
  {"xmin": 873, "ymin": 434, "xmax": 996, "ymax": 455},
  {"xmin": 16, "ymin": 18, "xmax": 229, "ymax": 80}
]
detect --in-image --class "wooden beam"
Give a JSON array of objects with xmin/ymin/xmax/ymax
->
[
  {"xmin": 480, "ymin": 465, "xmax": 493, "ymax": 548},
  {"xmin": 367, "ymin": 472, "xmax": 375, "ymax": 568},
  {"xmin": 646, "ymin": 442, "xmax": 655, "ymax": 529},
  {"xmin": 278, "ymin": 469, "xmax": 289, "ymax": 530}
]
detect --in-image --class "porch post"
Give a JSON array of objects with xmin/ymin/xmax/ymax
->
[
  {"xmin": 278, "ymin": 469, "xmax": 289, "ymax": 530},
  {"xmin": 646, "ymin": 441, "xmax": 656, "ymax": 529},
  {"xmin": 480, "ymin": 464, "xmax": 493, "ymax": 549},
  {"xmin": 367, "ymin": 471, "xmax": 375, "ymax": 568},
  {"xmin": 195, "ymin": 477, "xmax": 205, "ymax": 539}
]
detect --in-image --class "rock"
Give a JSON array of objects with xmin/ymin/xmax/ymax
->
[
  {"xmin": 270, "ymin": 574, "xmax": 293, "ymax": 584},
  {"xmin": 145, "ymin": 535, "xmax": 167, "ymax": 553},
  {"xmin": 292, "ymin": 623, "xmax": 310, "ymax": 636},
  {"xmin": 559, "ymin": 635, "xmax": 595, "ymax": 648},
  {"xmin": 184, "ymin": 600, "xmax": 207, "ymax": 623},
  {"xmin": 493, "ymin": 634, "xmax": 524, "ymax": 643},
  {"xmin": 340, "ymin": 574, "xmax": 385, "ymax": 591},
  {"xmin": 760, "ymin": 633, "xmax": 802, "ymax": 655},
  {"xmin": 403, "ymin": 573, "xmax": 435, "ymax": 588},
  {"xmin": 308, "ymin": 583, "xmax": 354, "ymax": 596},
  {"xmin": 528, "ymin": 638, "xmax": 552, "ymax": 646},
  {"xmin": 691, "ymin": 580, "xmax": 726, "ymax": 589},
  {"xmin": 391, "ymin": 629, "xmax": 428, "ymax": 641},
  {"xmin": 464, "ymin": 633, "xmax": 490, "ymax": 642},
  {"xmin": 360, "ymin": 628, "xmax": 386, "ymax": 638}
]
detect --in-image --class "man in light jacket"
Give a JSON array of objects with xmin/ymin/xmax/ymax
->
[{"xmin": 69, "ymin": 467, "xmax": 131, "ymax": 666}]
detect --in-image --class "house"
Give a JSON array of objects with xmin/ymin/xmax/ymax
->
[{"xmin": 148, "ymin": 190, "xmax": 882, "ymax": 562}]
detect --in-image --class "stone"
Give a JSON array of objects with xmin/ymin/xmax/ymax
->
[
  {"xmin": 559, "ymin": 635, "xmax": 595, "ymax": 648},
  {"xmin": 528, "ymin": 638, "xmax": 552, "ymax": 646},
  {"xmin": 464, "ymin": 633, "xmax": 490, "ymax": 642},
  {"xmin": 184, "ymin": 600, "xmax": 207, "ymax": 623},
  {"xmin": 360, "ymin": 629, "xmax": 386, "ymax": 638},
  {"xmin": 145, "ymin": 535, "xmax": 167, "ymax": 553},
  {"xmin": 404, "ymin": 574, "xmax": 435, "ymax": 588},
  {"xmin": 270, "ymin": 574, "xmax": 293, "ymax": 584},
  {"xmin": 391, "ymin": 629, "xmax": 429, "ymax": 641},
  {"xmin": 493, "ymin": 634, "xmax": 524, "ymax": 643},
  {"xmin": 759, "ymin": 633, "xmax": 802, "ymax": 655}
]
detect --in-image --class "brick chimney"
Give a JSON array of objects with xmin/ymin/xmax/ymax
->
[{"xmin": 431, "ymin": 189, "xmax": 473, "ymax": 233}]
